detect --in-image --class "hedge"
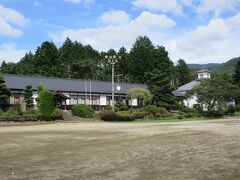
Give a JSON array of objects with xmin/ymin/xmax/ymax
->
[
  {"xmin": 0, "ymin": 114, "xmax": 38, "ymax": 122},
  {"xmin": 71, "ymin": 104, "xmax": 94, "ymax": 118}
]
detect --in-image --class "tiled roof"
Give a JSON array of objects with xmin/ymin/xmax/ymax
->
[{"xmin": 0, "ymin": 73, "xmax": 146, "ymax": 94}]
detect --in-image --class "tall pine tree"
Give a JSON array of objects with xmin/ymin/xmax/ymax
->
[
  {"xmin": 176, "ymin": 59, "xmax": 192, "ymax": 87},
  {"xmin": 24, "ymin": 85, "xmax": 34, "ymax": 109}
]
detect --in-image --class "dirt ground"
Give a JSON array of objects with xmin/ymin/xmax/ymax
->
[{"xmin": 0, "ymin": 119, "xmax": 240, "ymax": 180}]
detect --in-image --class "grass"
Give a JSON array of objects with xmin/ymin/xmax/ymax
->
[{"xmin": 0, "ymin": 118, "xmax": 240, "ymax": 179}]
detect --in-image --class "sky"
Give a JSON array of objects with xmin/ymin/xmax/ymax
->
[{"xmin": 0, "ymin": 0, "xmax": 240, "ymax": 64}]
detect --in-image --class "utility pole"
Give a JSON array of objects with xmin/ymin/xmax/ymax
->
[{"xmin": 105, "ymin": 55, "xmax": 121, "ymax": 111}]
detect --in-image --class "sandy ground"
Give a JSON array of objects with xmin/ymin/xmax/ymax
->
[{"xmin": 0, "ymin": 119, "xmax": 240, "ymax": 180}]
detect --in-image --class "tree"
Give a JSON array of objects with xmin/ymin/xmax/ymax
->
[
  {"xmin": 146, "ymin": 46, "xmax": 175, "ymax": 109},
  {"xmin": 127, "ymin": 88, "xmax": 152, "ymax": 106},
  {"xmin": 38, "ymin": 90, "xmax": 55, "ymax": 119},
  {"xmin": 35, "ymin": 41, "xmax": 59, "ymax": 77},
  {"xmin": 0, "ymin": 76, "xmax": 10, "ymax": 109},
  {"xmin": 189, "ymin": 73, "xmax": 240, "ymax": 115},
  {"xmin": 233, "ymin": 60, "xmax": 240, "ymax": 84},
  {"xmin": 117, "ymin": 47, "xmax": 129, "ymax": 82},
  {"xmin": 24, "ymin": 85, "xmax": 34, "ymax": 109},
  {"xmin": 129, "ymin": 36, "xmax": 155, "ymax": 83},
  {"xmin": 176, "ymin": 59, "xmax": 192, "ymax": 86}
]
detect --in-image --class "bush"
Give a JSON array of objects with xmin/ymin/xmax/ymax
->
[
  {"xmin": 38, "ymin": 90, "xmax": 55, "ymax": 120},
  {"xmin": 5, "ymin": 106, "xmax": 21, "ymax": 116},
  {"xmin": 0, "ymin": 115, "xmax": 22, "ymax": 121},
  {"xmin": 114, "ymin": 101, "xmax": 128, "ymax": 112},
  {"xmin": 99, "ymin": 110, "xmax": 117, "ymax": 121},
  {"xmin": 144, "ymin": 105, "xmax": 159, "ymax": 116},
  {"xmin": 235, "ymin": 104, "xmax": 240, "ymax": 112},
  {"xmin": 53, "ymin": 108, "xmax": 64, "ymax": 120},
  {"xmin": 226, "ymin": 105, "xmax": 235, "ymax": 114},
  {"xmin": 0, "ymin": 108, "xmax": 4, "ymax": 116},
  {"xmin": 105, "ymin": 105, "xmax": 113, "ymax": 111},
  {"xmin": 22, "ymin": 114, "xmax": 38, "ymax": 121},
  {"xmin": 0, "ymin": 114, "xmax": 38, "ymax": 122},
  {"xmin": 158, "ymin": 107, "xmax": 168, "ymax": 114},
  {"xmin": 132, "ymin": 112, "xmax": 147, "ymax": 119},
  {"xmin": 24, "ymin": 109, "xmax": 37, "ymax": 115},
  {"xmin": 71, "ymin": 104, "xmax": 94, "ymax": 118},
  {"xmin": 234, "ymin": 111, "xmax": 240, "ymax": 116}
]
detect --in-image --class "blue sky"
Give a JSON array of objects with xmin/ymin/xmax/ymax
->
[{"xmin": 0, "ymin": 0, "xmax": 240, "ymax": 64}]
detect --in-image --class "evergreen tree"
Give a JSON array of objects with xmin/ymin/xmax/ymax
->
[
  {"xmin": 0, "ymin": 76, "xmax": 10, "ymax": 109},
  {"xmin": 233, "ymin": 60, "xmax": 240, "ymax": 84},
  {"xmin": 24, "ymin": 85, "xmax": 34, "ymax": 109},
  {"xmin": 117, "ymin": 47, "xmax": 129, "ymax": 82},
  {"xmin": 176, "ymin": 59, "xmax": 192, "ymax": 86},
  {"xmin": 146, "ymin": 46, "xmax": 175, "ymax": 109},
  {"xmin": 129, "ymin": 36, "xmax": 155, "ymax": 83},
  {"xmin": 35, "ymin": 41, "xmax": 59, "ymax": 77}
]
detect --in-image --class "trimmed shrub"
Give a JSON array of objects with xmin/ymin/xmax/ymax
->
[
  {"xmin": 132, "ymin": 112, "xmax": 147, "ymax": 119},
  {"xmin": 105, "ymin": 105, "xmax": 112, "ymax": 111},
  {"xmin": 99, "ymin": 110, "xmax": 117, "ymax": 121},
  {"xmin": 116, "ymin": 114, "xmax": 134, "ymax": 121},
  {"xmin": 71, "ymin": 104, "xmax": 94, "ymax": 118},
  {"xmin": 234, "ymin": 111, "xmax": 240, "ymax": 116},
  {"xmin": 114, "ymin": 101, "xmax": 128, "ymax": 112},
  {"xmin": 0, "ymin": 115, "xmax": 22, "ymax": 121},
  {"xmin": 0, "ymin": 108, "xmax": 4, "ymax": 116},
  {"xmin": 38, "ymin": 90, "xmax": 55, "ymax": 120},
  {"xmin": 53, "ymin": 108, "xmax": 64, "ymax": 120},
  {"xmin": 22, "ymin": 114, "xmax": 38, "ymax": 121},
  {"xmin": 144, "ymin": 105, "xmax": 159, "ymax": 116},
  {"xmin": 24, "ymin": 109, "xmax": 37, "ymax": 115},
  {"xmin": 158, "ymin": 107, "xmax": 168, "ymax": 114}
]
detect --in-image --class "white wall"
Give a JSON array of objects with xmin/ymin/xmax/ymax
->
[
  {"xmin": 197, "ymin": 73, "xmax": 211, "ymax": 80},
  {"xmin": 131, "ymin": 98, "xmax": 138, "ymax": 106},
  {"xmin": 183, "ymin": 95, "xmax": 198, "ymax": 108},
  {"xmin": 100, "ymin": 95, "xmax": 107, "ymax": 106}
]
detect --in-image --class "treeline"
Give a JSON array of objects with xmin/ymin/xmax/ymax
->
[{"xmin": 0, "ymin": 36, "xmax": 192, "ymax": 86}]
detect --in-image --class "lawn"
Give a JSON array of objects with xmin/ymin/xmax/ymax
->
[{"xmin": 0, "ymin": 118, "xmax": 240, "ymax": 179}]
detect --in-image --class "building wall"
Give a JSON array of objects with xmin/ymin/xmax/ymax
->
[
  {"xmin": 8, "ymin": 90, "xmax": 139, "ymax": 109},
  {"xmin": 183, "ymin": 95, "xmax": 198, "ymax": 108},
  {"xmin": 197, "ymin": 73, "xmax": 211, "ymax": 80}
]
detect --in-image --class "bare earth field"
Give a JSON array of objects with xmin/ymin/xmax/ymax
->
[{"xmin": 0, "ymin": 119, "xmax": 240, "ymax": 180}]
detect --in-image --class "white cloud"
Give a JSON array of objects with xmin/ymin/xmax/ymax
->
[
  {"xmin": 100, "ymin": 10, "xmax": 130, "ymax": 25},
  {"xmin": 196, "ymin": 0, "xmax": 240, "ymax": 16},
  {"xmin": 132, "ymin": 0, "xmax": 183, "ymax": 15},
  {"xmin": 165, "ymin": 13, "xmax": 240, "ymax": 63},
  {"xmin": 64, "ymin": 0, "xmax": 93, "ymax": 4},
  {"xmin": 0, "ymin": 43, "xmax": 27, "ymax": 63},
  {"xmin": 51, "ymin": 11, "xmax": 176, "ymax": 50},
  {"xmin": 0, "ymin": 5, "xmax": 28, "ymax": 37}
]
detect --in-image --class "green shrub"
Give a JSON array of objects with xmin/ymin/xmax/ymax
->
[
  {"xmin": 71, "ymin": 104, "xmax": 94, "ymax": 118},
  {"xmin": 5, "ymin": 106, "xmax": 21, "ymax": 116},
  {"xmin": 0, "ymin": 115, "xmax": 22, "ymax": 121},
  {"xmin": 116, "ymin": 114, "xmax": 134, "ymax": 121},
  {"xmin": 38, "ymin": 90, "xmax": 55, "ymax": 120},
  {"xmin": 132, "ymin": 112, "xmax": 147, "ymax": 119},
  {"xmin": 105, "ymin": 105, "xmax": 113, "ymax": 111},
  {"xmin": 0, "ymin": 108, "xmax": 4, "ymax": 116},
  {"xmin": 99, "ymin": 110, "xmax": 117, "ymax": 121},
  {"xmin": 144, "ymin": 105, "xmax": 159, "ymax": 116},
  {"xmin": 53, "ymin": 108, "xmax": 64, "ymax": 120},
  {"xmin": 114, "ymin": 101, "xmax": 128, "ymax": 112},
  {"xmin": 24, "ymin": 109, "xmax": 37, "ymax": 115},
  {"xmin": 234, "ymin": 111, "xmax": 240, "ymax": 116},
  {"xmin": 22, "ymin": 114, "xmax": 38, "ymax": 121},
  {"xmin": 158, "ymin": 107, "xmax": 168, "ymax": 114},
  {"xmin": 226, "ymin": 105, "xmax": 235, "ymax": 114}
]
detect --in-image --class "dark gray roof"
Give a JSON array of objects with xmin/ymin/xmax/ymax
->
[
  {"xmin": 177, "ymin": 80, "xmax": 200, "ymax": 92},
  {"xmin": 196, "ymin": 69, "xmax": 212, "ymax": 73},
  {"xmin": 0, "ymin": 74, "xmax": 146, "ymax": 94},
  {"xmin": 173, "ymin": 80, "xmax": 200, "ymax": 97}
]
